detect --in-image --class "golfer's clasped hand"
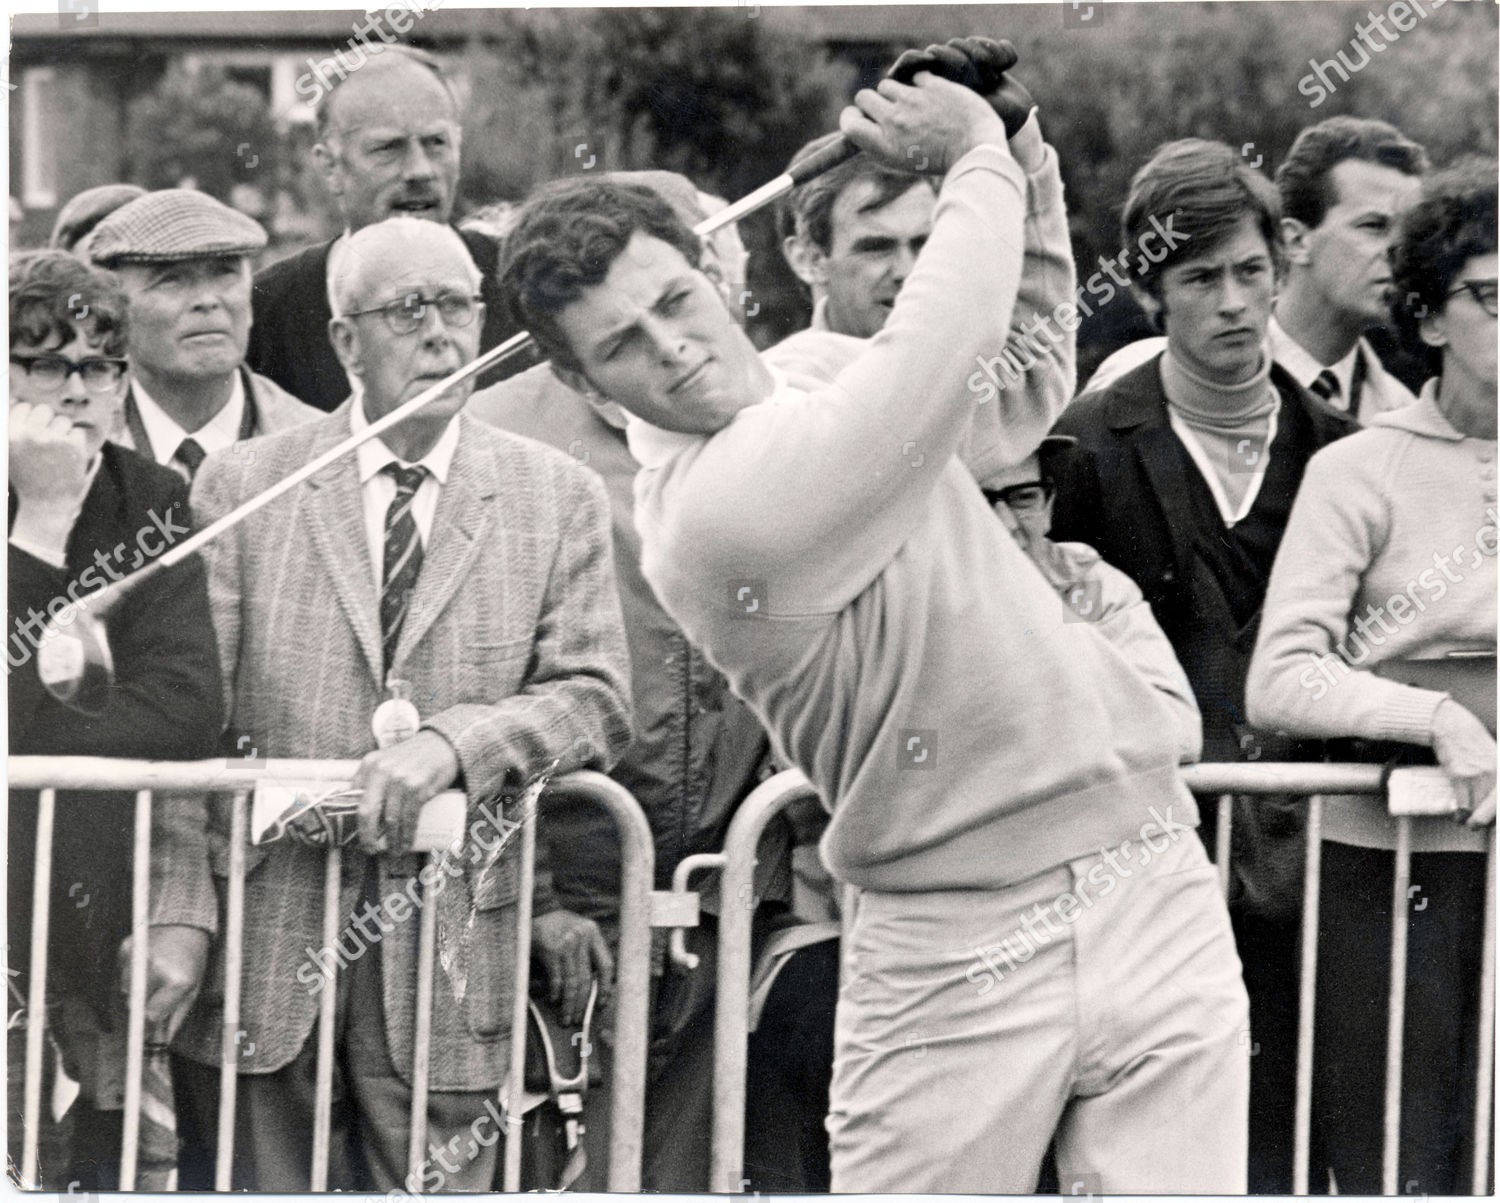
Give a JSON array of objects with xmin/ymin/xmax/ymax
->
[{"xmin": 838, "ymin": 69, "xmax": 1012, "ymax": 179}]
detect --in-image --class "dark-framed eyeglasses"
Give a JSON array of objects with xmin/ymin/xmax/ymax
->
[
  {"xmin": 1445, "ymin": 279, "xmax": 1498, "ymax": 318},
  {"xmin": 343, "ymin": 291, "xmax": 485, "ymax": 336},
  {"xmin": 988, "ymin": 481, "xmax": 1055, "ymax": 513},
  {"xmin": 10, "ymin": 354, "xmax": 128, "ymax": 394}
]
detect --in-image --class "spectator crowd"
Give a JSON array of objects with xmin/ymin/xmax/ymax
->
[{"xmin": 8, "ymin": 33, "xmax": 1495, "ymax": 1198}]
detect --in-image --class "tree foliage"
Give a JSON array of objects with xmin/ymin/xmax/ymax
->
[{"xmin": 123, "ymin": 62, "xmax": 280, "ymax": 204}]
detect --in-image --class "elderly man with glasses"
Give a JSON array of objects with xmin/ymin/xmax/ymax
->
[{"xmin": 165, "ymin": 216, "xmax": 632, "ymax": 1192}]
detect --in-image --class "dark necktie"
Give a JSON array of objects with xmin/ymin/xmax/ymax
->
[
  {"xmin": 1308, "ymin": 369, "xmax": 1340, "ymax": 408},
  {"xmin": 380, "ymin": 463, "xmax": 428, "ymax": 673},
  {"xmin": 172, "ymin": 437, "xmax": 207, "ymax": 481}
]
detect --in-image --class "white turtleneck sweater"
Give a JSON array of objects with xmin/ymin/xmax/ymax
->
[{"xmin": 1161, "ymin": 348, "xmax": 1279, "ymax": 525}]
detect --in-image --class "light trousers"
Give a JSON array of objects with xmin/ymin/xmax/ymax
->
[{"xmin": 827, "ymin": 821, "xmax": 1249, "ymax": 1193}]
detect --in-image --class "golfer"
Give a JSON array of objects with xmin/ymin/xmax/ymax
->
[{"xmin": 498, "ymin": 58, "xmax": 1249, "ymax": 1193}]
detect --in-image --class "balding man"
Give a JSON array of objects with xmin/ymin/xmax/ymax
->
[
  {"xmin": 168, "ymin": 217, "xmax": 631, "ymax": 1191},
  {"xmin": 247, "ymin": 47, "xmax": 530, "ymax": 411}
]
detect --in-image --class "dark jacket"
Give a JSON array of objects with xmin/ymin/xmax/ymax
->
[
  {"xmin": 1049, "ymin": 353, "xmax": 1358, "ymax": 918},
  {"xmin": 246, "ymin": 226, "xmax": 537, "ymax": 413},
  {"xmin": 8, "ymin": 443, "xmax": 223, "ymax": 1082}
]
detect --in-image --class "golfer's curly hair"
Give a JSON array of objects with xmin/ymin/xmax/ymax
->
[
  {"xmin": 1389, "ymin": 159, "xmax": 1497, "ymax": 347},
  {"xmin": 10, "ymin": 249, "xmax": 129, "ymax": 357},
  {"xmin": 498, "ymin": 179, "xmax": 703, "ymax": 375},
  {"xmin": 1122, "ymin": 138, "xmax": 1281, "ymax": 315}
]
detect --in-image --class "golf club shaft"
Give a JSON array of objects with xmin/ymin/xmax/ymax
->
[{"xmin": 77, "ymin": 135, "xmax": 870, "ymax": 615}]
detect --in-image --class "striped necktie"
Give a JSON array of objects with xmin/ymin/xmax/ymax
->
[
  {"xmin": 171, "ymin": 437, "xmax": 206, "ymax": 482},
  {"xmin": 1308, "ymin": 369, "xmax": 1340, "ymax": 407},
  {"xmin": 380, "ymin": 463, "xmax": 428, "ymax": 674}
]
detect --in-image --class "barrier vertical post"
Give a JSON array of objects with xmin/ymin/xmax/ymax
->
[
  {"xmin": 310, "ymin": 847, "xmax": 342, "ymax": 1190},
  {"xmin": 1293, "ymin": 794, "xmax": 1322, "ymax": 1196},
  {"xmin": 118, "ymin": 790, "xmax": 153, "ymax": 1190},
  {"xmin": 1473, "ymin": 830, "xmax": 1496, "ymax": 1194},
  {"xmin": 1382, "ymin": 816, "xmax": 1413, "ymax": 1195},
  {"xmin": 215, "ymin": 791, "xmax": 249, "ymax": 1190},
  {"xmin": 407, "ymin": 852, "xmax": 439, "ymax": 1182},
  {"xmin": 1215, "ymin": 794, "xmax": 1234, "ymax": 898},
  {"xmin": 503, "ymin": 794, "xmax": 538, "ymax": 1192},
  {"xmin": 21, "ymin": 788, "xmax": 56, "ymax": 1188}
]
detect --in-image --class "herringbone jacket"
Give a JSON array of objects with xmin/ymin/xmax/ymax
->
[{"xmin": 166, "ymin": 405, "xmax": 632, "ymax": 1090}]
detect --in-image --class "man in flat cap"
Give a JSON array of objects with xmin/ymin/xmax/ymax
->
[{"xmin": 90, "ymin": 189, "xmax": 317, "ymax": 482}]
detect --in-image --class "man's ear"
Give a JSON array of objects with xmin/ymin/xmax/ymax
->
[
  {"xmin": 551, "ymin": 363, "xmax": 595, "ymax": 400},
  {"xmin": 328, "ymin": 317, "xmax": 360, "ymax": 376},
  {"xmin": 1279, "ymin": 216, "xmax": 1313, "ymax": 268},
  {"xmin": 312, "ymin": 140, "xmax": 343, "ymax": 201},
  {"xmin": 1418, "ymin": 309, "xmax": 1448, "ymax": 350},
  {"xmin": 1130, "ymin": 283, "xmax": 1165, "ymax": 334},
  {"xmin": 781, "ymin": 233, "xmax": 828, "ymax": 289}
]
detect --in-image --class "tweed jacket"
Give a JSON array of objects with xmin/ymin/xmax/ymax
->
[{"xmin": 169, "ymin": 406, "xmax": 632, "ymax": 1090}]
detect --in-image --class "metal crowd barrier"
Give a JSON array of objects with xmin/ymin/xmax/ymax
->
[
  {"xmin": 709, "ymin": 765, "xmax": 1497, "ymax": 1197},
  {"xmin": 6, "ymin": 757, "xmax": 655, "ymax": 1193}
]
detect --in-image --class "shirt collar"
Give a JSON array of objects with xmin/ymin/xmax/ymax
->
[
  {"xmin": 1267, "ymin": 313, "xmax": 1360, "ymax": 401},
  {"xmin": 810, "ymin": 295, "xmax": 832, "ymax": 332},
  {"xmin": 623, "ymin": 364, "xmax": 796, "ymax": 471},
  {"xmin": 132, "ymin": 371, "xmax": 246, "ymax": 462},
  {"xmin": 349, "ymin": 383, "xmax": 461, "ymax": 485}
]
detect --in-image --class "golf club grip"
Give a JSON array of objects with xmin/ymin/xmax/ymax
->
[{"xmin": 787, "ymin": 136, "xmax": 860, "ymax": 186}]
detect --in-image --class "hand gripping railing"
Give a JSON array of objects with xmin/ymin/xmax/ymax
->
[
  {"xmin": 704, "ymin": 765, "xmax": 1495, "ymax": 1196},
  {"xmin": 6, "ymin": 757, "xmax": 654, "ymax": 1193}
]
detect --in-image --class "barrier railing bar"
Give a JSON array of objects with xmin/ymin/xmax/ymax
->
[
  {"xmin": 1292, "ymin": 793, "xmax": 1323, "ymax": 1196},
  {"xmin": 21, "ymin": 788, "xmax": 56, "ymax": 1188},
  {"xmin": 214, "ymin": 791, "xmax": 248, "ymax": 1190},
  {"xmin": 503, "ymin": 797, "xmax": 539, "ymax": 1192},
  {"xmin": 119, "ymin": 790, "xmax": 153, "ymax": 1190},
  {"xmin": 1382, "ymin": 817, "xmax": 1414, "ymax": 1195},
  {"xmin": 1475, "ymin": 832, "xmax": 1497, "ymax": 1195},
  {"xmin": 544, "ymin": 772, "xmax": 654, "ymax": 1192},
  {"xmin": 407, "ymin": 854, "xmax": 438, "ymax": 1184},
  {"xmin": 1215, "ymin": 794, "xmax": 1233, "ymax": 899},
  {"xmin": 712, "ymin": 770, "xmax": 817, "ymax": 1192},
  {"xmin": 310, "ymin": 847, "xmax": 342, "ymax": 1191}
]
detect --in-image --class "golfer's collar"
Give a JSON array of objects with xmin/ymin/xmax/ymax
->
[{"xmin": 624, "ymin": 366, "xmax": 795, "ymax": 470}]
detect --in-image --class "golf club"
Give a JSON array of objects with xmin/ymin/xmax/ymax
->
[{"xmin": 35, "ymin": 38, "xmax": 1021, "ymax": 714}]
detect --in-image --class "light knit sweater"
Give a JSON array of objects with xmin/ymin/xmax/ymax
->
[
  {"xmin": 1247, "ymin": 381, "xmax": 1497, "ymax": 851},
  {"xmin": 629, "ymin": 144, "xmax": 1198, "ymax": 892}
]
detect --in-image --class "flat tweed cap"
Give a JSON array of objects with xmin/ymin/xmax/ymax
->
[{"xmin": 89, "ymin": 188, "xmax": 267, "ymax": 265}]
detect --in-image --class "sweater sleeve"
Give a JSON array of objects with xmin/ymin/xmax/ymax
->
[
  {"xmin": 961, "ymin": 142, "xmax": 1077, "ymax": 489},
  {"xmin": 1246, "ymin": 440, "xmax": 1446, "ymax": 745},
  {"xmin": 1086, "ymin": 556, "xmax": 1203, "ymax": 763},
  {"xmin": 676, "ymin": 143, "xmax": 1027, "ymax": 608}
]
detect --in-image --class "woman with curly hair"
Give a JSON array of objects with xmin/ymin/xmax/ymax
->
[{"xmin": 1248, "ymin": 161, "xmax": 1496, "ymax": 1193}]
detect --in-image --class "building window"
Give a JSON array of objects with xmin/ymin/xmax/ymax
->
[{"xmin": 21, "ymin": 67, "xmax": 58, "ymax": 209}]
